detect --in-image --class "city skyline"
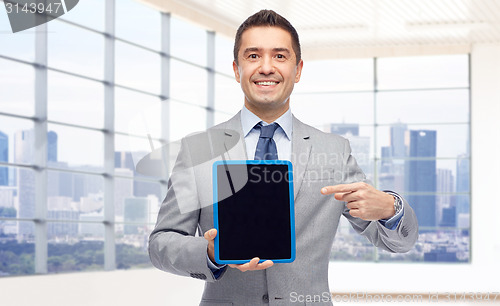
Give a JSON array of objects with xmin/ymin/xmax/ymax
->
[
  {"xmin": 0, "ymin": 117, "xmax": 471, "ymax": 275},
  {"xmin": 328, "ymin": 122, "xmax": 470, "ymax": 263},
  {"xmin": 0, "ymin": 128, "xmax": 161, "ymax": 243},
  {"xmin": 1, "ymin": 124, "xmax": 470, "ymax": 223}
]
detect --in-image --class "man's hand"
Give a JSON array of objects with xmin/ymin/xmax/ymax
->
[
  {"xmin": 203, "ymin": 228, "xmax": 274, "ymax": 272},
  {"xmin": 229, "ymin": 257, "xmax": 274, "ymax": 272},
  {"xmin": 204, "ymin": 228, "xmax": 217, "ymax": 263},
  {"xmin": 321, "ymin": 182, "xmax": 395, "ymax": 221}
]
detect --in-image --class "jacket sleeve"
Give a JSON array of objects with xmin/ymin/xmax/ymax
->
[
  {"xmin": 340, "ymin": 139, "xmax": 419, "ymax": 253},
  {"xmin": 148, "ymin": 137, "xmax": 221, "ymax": 282}
]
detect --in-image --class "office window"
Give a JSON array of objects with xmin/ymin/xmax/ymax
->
[
  {"xmin": 47, "ymin": 124, "xmax": 104, "ymax": 172},
  {"xmin": 115, "ymin": 178, "xmax": 160, "ymax": 270},
  {"xmin": 214, "ymin": 73, "xmax": 242, "ymax": 121},
  {"xmin": 115, "ymin": 0, "xmax": 160, "ymax": 50},
  {"xmin": 376, "ymin": 90, "xmax": 469, "ymax": 124},
  {"xmin": 0, "ymin": 9, "xmax": 34, "ymax": 62},
  {"xmin": 377, "ymin": 55, "xmax": 469, "ymax": 90},
  {"xmin": 295, "ymin": 58, "xmax": 374, "ymax": 93},
  {"xmin": 215, "ymin": 33, "xmax": 235, "ymax": 77},
  {"xmin": 292, "ymin": 92, "xmax": 374, "ymax": 126},
  {"xmin": 58, "ymin": 0, "xmax": 104, "ymax": 31},
  {"xmin": 0, "ymin": 0, "xmax": 171, "ymax": 276},
  {"xmin": 0, "ymin": 59, "xmax": 35, "ymax": 117},
  {"xmin": 171, "ymin": 17, "xmax": 207, "ymax": 67},
  {"xmin": 0, "ymin": 1, "xmax": 471, "ymax": 279},
  {"xmin": 48, "ymin": 71, "xmax": 105, "ymax": 129},
  {"xmin": 294, "ymin": 54, "xmax": 471, "ymax": 263},
  {"xmin": 0, "ymin": 222, "xmax": 35, "ymax": 276},
  {"xmin": 169, "ymin": 100, "xmax": 207, "ymax": 141},
  {"xmin": 0, "ymin": 116, "xmax": 35, "ymax": 165},
  {"xmin": 47, "ymin": 20, "xmax": 104, "ymax": 79},
  {"xmin": 115, "ymin": 41, "xmax": 161, "ymax": 94},
  {"xmin": 47, "ymin": 170, "xmax": 104, "ymax": 220},
  {"xmin": 115, "ymin": 88, "xmax": 163, "ymax": 139},
  {"xmin": 47, "ymin": 223, "xmax": 105, "ymax": 273},
  {"xmin": 170, "ymin": 59, "xmax": 208, "ymax": 107}
]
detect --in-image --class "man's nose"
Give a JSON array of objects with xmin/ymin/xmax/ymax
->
[{"xmin": 258, "ymin": 56, "xmax": 275, "ymax": 75}]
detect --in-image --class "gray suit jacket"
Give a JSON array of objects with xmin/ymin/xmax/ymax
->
[{"xmin": 149, "ymin": 112, "xmax": 418, "ymax": 306}]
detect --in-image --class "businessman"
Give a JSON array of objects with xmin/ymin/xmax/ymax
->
[{"xmin": 149, "ymin": 10, "xmax": 418, "ymax": 306}]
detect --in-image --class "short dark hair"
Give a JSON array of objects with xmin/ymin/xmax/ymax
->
[{"xmin": 233, "ymin": 10, "xmax": 301, "ymax": 65}]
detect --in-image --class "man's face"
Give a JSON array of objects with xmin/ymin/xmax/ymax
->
[{"xmin": 233, "ymin": 26, "xmax": 303, "ymax": 116}]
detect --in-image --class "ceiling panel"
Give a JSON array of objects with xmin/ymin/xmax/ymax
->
[{"xmin": 142, "ymin": 0, "xmax": 500, "ymax": 59}]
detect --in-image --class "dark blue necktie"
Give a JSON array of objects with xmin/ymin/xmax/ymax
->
[{"xmin": 254, "ymin": 122, "xmax": 279, "ymax": 160}]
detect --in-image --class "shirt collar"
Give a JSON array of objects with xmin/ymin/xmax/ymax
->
[{"xmin": 241, "ymin": 105, "xmax": 292, "ymax": 140}]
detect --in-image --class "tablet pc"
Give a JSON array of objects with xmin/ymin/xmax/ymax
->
[{"xmin": 213, "ymin": 160, "xmax": 295, "ymax": 265}]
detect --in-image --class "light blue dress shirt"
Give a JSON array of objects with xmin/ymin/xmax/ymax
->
[{"xmin": 241, "ymin": 105, "xmax": 292, "ymax": 160}]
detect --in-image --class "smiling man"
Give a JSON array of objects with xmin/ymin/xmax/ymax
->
[
  {"xmin": 233, "ymin": 25, "xmax": 303, "ymax": 123},
  {"xmin": 149, "ymin": 10, "xmax": 418, "ymax": 306}
]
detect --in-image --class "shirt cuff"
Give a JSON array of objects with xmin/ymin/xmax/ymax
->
[
  {"xmin": 378, "ymin": 191, "xmax": 404, "ymax": 230},
  {"xmin": 206, "ymin": 254, "xmax": 227, "ymax": 279}
]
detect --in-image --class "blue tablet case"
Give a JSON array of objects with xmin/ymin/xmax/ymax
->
[{"xmin": 213, "ymin": 160, "xmax": 295, "ymax": 265}]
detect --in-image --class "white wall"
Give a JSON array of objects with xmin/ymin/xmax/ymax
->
[
  {"xmin": 0, "ymin": 269, "xmax": 205, "ymax": 306},
  {"xmin": 1, "ymin": 44, "xmax": 499, "ymax": 305}
]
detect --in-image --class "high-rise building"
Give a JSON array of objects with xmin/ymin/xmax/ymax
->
[
  {"xmin": 116, "ymin": 150, "xmax": 162, "ymax": 204},
  {"xmin": 390, "ymin": 123, "xmax": 407, "ymax": 158},
  {"xmin": 124, "ymin": 197, "xmax": 149, "ymax": 235},
  {"xmin": 328, "ymin": 123, "xmax": 359, "ymax": 137},
  {"xmin": 326, "ymin": 123, "xmax": 371, "ymax": 177},
  {"xmin": 15, "ymin": 130, "xmax": 35, "ymax": 239},
  {"xmin": 456, "ymin": 155, "xmax": 470, "ymax": 216},
  {"xmin": 115, "ymin": 151, "xmax": 135, "ymax": 172},
  {"xmin": 47, "ymin": 196, "xmax": 79, "ymax": 240},
  {"xmin": 79, "ymin": 211, "xmax": 104, "ymax": 237},
  {"xmin": 406, "ymin": 130, "xmax": 437, "ymax": 228},
  {"xmin": 379, "ymin": 146, "xmax": 394, "ymax": 190},
  {"xmin": 0, "ymin": 131, "xmax": 8, "ymax": 186},
  {"xmin": 115, "ymin": 168, "xmax": 133, "ymax": 217},
  {"xmin": 47, "ymin": 131, "xmax": 58, "ymax": 162},
  {"xmin": 390, "ymin": 123, "xmax": 408, "ymax": 192},
  {"xmin": 436, "ymin": 168, "xmax": 455, "ymax": 226},
  {"xmin": 15, "ymin": 130, "xmax": 59, "ymax": 239},
  {"xmin": 72, "ymin": 167, "xmax": 103, "ymax": 201},
  {"xmin": 440, "ymin": 206, "xmax": 456, "ymax": 227}
]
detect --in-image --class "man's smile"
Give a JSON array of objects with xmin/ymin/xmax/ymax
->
[{"xmin": 254, "ymin": 81, "xmax": 279, "ymax": 86}]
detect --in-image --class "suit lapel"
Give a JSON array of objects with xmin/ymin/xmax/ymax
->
[
  {"xmin": 222, "ymin": 111, "xmax": 247, "ymax": 160},
  {"xmin": 291, "ymin": 116, "xmax": 312, "ymax": 200}
]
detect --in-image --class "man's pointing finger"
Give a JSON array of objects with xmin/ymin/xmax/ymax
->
[
  {"xmin": 321, "ymin": 182, "xmax": 366, "ymax": 195},
  {"xmin": 321, "ymin": 183, "xmax": 360, "ymax": 195}
]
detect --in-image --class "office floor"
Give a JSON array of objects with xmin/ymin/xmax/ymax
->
[{"xmin": 1, "ymin": 269, "xmax": 498, "ymax": 305}]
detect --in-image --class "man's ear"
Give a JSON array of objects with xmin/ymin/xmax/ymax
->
[
  {"xmin": 295, "ymin": 59, "xmax": 304, "ymax": 83},
  {"xmin": 233, "ymin": 61, "xmax": 241, "ymax": 83}
]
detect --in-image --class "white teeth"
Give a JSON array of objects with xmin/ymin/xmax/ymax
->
[{"xmin": 256, "ymin": 81, "xmax": 278, "ymax": 86}]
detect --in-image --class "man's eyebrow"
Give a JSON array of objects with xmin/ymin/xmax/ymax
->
[
  {"xmin": 273, "ymin": 48, "xmax": 291, "ymax": 54},
  {"xmin": 242, "ymin": 47, "xmax": 291, "ymax": 54},
  {"xmin": 243, "ymin": 47, "xmax": 260, "ymax": 54}
]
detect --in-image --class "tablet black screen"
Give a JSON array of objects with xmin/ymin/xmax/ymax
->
[{"xmin": 216, "ymin": 163, "xmax": 292, "ymax": 261}]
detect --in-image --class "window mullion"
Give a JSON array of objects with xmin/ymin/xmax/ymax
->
[
  {"xmin": 103, "ymin": 0, "xmax": 116, "ymax": 271},
  {"xmin": 34, "ymin": 19, "xmax": 48, "ymax": 275}
]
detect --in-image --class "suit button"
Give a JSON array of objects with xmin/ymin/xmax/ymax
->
[
  {"xmin": 262, "ymin": 294, "xmax": 269, "ymax": 302},
  {"xmin": 189, "ymin": 273, "xmax": 207, "ymax": 280},
  {"xmin": 401, "ymin": 226, "xmax": 409, "ymax": 237}
]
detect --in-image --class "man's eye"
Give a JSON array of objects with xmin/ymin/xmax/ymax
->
[
  {"xmin": 276, "ymin": 54, "xmax": 285, "ymax": 59},
  {"xmin": 249, "ymin": 54, "xmax": 258, "ymax": 59}
]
